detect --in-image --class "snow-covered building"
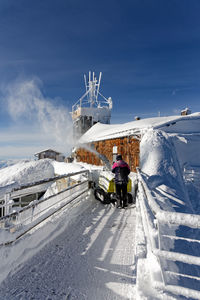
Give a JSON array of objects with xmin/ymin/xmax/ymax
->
[
  {"xmin": 34, "ymin": 149, "xmax": 65, "ymax": 162},
  {"xmin": 181, "ymin": 107, "xmax": 191, "ymax": 116},
  {"xmin": 75, "ymin": 112, "xmax": 200, "ymax": 172},
  {"xmin": 71, "ymin": 72, "xmax": 112, "ymax": 140}
]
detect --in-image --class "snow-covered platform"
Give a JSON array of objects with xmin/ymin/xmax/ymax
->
[{"xmin": 0, "ymin": 195, "xmax": 136, "ymax": 300}]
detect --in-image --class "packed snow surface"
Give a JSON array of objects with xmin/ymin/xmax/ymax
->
[{"xmin": 0, "ymin": 195, "xmax": 136, "ymax": 300}]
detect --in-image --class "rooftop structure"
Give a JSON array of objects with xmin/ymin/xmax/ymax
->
[{"xmin": 71, "ymin": 72, "xmax": 112, "ymax": 140}]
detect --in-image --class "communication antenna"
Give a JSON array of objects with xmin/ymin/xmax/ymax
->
[{"xmin": 71, "ymin": 71, "xmax": 113, "ymax": 139}]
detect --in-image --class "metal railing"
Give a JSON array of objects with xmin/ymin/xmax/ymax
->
[
  {"xmin": 183, "ymin": 165, "xmax": 200, "ymax": 183},
  {"xmin": 136, "ymin": 168, "xmax": 200, "ymax": 299},
  {"xmin": 0, "ymin": 170, "xmax": 89, "ymax": 245}
]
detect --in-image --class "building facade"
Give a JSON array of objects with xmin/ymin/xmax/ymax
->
[{"xmin": 76, "ymin": 135, "xmax": 140, "ymax": 172}]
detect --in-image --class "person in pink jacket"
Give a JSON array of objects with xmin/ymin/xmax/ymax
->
[{"xmin": 112, "ymin": 154, "xmax": 130, "ymax": 208}]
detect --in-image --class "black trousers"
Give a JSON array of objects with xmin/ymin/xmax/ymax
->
[{"xmin": 115, "ymin": 183, "xmax": 127, "ymax": 207}]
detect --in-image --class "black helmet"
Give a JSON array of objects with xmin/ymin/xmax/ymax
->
[{"xmin": 116, "ymin": 154, "xmax": 122, "ymax": 161}]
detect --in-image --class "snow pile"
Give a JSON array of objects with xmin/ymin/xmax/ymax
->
[
  {"xmin": 0, "ymin": 160, "xmax": 89, "ymax": 201},
  {"xmin": 140, "ymin": 129, "xmax": 176, "ymax": 177},
  {"xmin": 40, "ymin": 161, "xmax": 87, "ymax": 199},
  {"xmin": 0, "ymin": 159, "xmax": 54, "ymax": 188},
  {"xmin": 52, "ymin": 161, "xmax": 85, "ymax": 175},
  {"xmin": 0, "ymin": 160, "xmax": 55, "ymax": 198},
  {"xmin": 140, "ymin": 129, "xmax": 191, "ymax": 213},
  {"xmin": 52, "ymin": 161, "xmax": 87, "ymax": 182}
]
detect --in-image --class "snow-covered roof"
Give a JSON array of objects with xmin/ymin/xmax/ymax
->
[
  {"xmin": 79, "ymin": 112, "xmax": 200, "ymax": 143},
  {"xmin": 34, "ymin": 149, "xmax": 62, "ymax": 156}
]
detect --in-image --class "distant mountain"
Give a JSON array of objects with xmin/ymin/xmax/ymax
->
[{"xmin": 0, "ymin": 160, "xmax": 19, "ymax": 169}]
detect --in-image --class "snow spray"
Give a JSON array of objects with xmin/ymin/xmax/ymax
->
[
  {"xmin": 76, "ymin": 142, "xmax": 111, "ymax": 171},
  {"xmin": 2, "ymin": 78, "xmax": 74, "ymax": 156}
]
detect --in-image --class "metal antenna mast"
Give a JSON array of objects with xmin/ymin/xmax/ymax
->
[{"xmin": 71, "ymin": 71, "xmax": 113, "ymax": 139}]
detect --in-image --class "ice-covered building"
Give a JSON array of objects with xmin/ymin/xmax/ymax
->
[{"xmin": 71, "ymin": 72, "xmax": 112, "ymax": 140}]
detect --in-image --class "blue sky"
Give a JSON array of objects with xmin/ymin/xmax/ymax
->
[{"xmin": 0, "ymin": 0, "xmax": 200, "ymax": 158}]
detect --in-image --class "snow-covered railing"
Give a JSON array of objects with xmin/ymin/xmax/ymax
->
[
  {"xmin": 136, "ymin": 168, "xmax": 200, "ymax": 299},
  {"xmin": 0, "ymin": 180, "xmax": 53, "ymax": 217},
  {"xmin": 0, "ymin": 170, "xmax": 89, "ymax": 245},
  {"xmin": 183, "ymin": 164, "xmax": 200, "ymax": 183}
]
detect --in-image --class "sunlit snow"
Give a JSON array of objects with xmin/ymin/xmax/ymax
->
[{"xmin": 0, "ymin": 113, "xmax": 200, "ymax": 299}]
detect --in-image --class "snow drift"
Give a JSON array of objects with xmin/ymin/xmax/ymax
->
[
  {"xmin": 140, "ymin": 129, "xmax": 192, "ymax": 213},
  {"xmin": 0, "ymin": 160, "xmax": 86, "ymax": 199}
]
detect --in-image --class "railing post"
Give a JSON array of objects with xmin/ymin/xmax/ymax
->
[
  {"xmin": 4, "ymin": 193, "xmax": 11, "ymax": 216},
  {"xmin": 157, "ymin": 220, "xmax": 161, "ymax": 251}
]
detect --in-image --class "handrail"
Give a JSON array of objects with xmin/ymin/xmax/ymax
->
[
  {"xmin": 156, "ymin": 210, "xmax": 200, "ymax": 228},
  {"xmin": 1, "ymin": 170, "xmax": 88, "ymax": 197},
  {"xmin": 136, "ymin": 168, "xmax": 200, "ymax": 299},
  {"xmin": 0, "ymin": 186, "xmax": 88, "ymax": 247},
  {"xmin": 0, "ymin": 179, "xmax": 87, "ymax": 222},
  {"xmin": 0, "ymin": 169, "xmax": 88, "ymax": 217},
  {"xmin": 137, "ymin": 169, "xmax": 200, "ymax": 229},
  {"xmin": 137, "ymin": 179, "xmax": 166, "ymax": 285},
  {"xmin": 0, "ymin": 170, "xmax": 89, "ymax": 240}
]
